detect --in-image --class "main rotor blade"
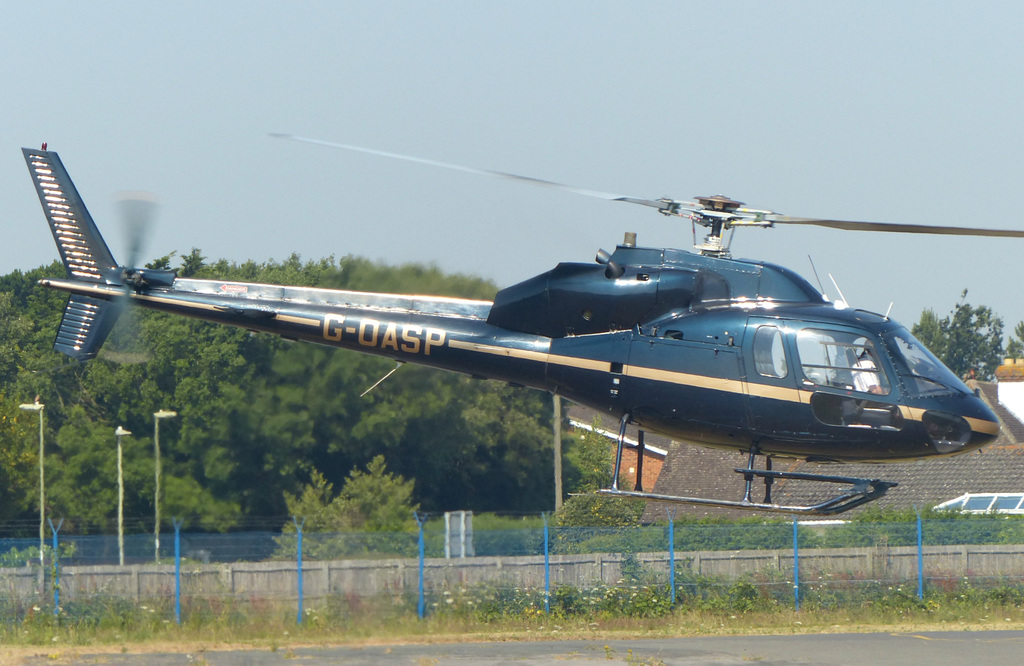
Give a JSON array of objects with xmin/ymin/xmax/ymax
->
[
  {"xmin": 772, "ymin": 216, "xmax": 1024, "ymax": 238},
  {"xmin": 274, "ymin": 134, "xmax": 1024, "ymax": 240},
  {"xmin": 270, "ymin": 133, "xmax": 684, "ymax": 210}
]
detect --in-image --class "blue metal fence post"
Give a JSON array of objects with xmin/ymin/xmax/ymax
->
[
  {"xmin": 293, "ymin": 516, "xmax": 305, "ymax": 624},
  {"xmin": 414, "ymin": 512, "xmax": 426, "ymax": 619},
  {"xmin": 47, "ymin": 518, "xmax": 62, "ymax": 617},
  {"xmin": 173, "ymin": 518, "xmax": 183, "ymax": 625},
  {"xmin": 666, "ymin": 508, "xmax": 676, "ymax": 607},
  {"xmin": 792, "ymin": 517, "xmax": 800, "ymax": 611},
  {"xmin": 542, "ymin": 512, "xmax": 550, "ymax": 615},
  {"xmin": 915, "ymin": 506, "xmax": 924, "ymax": 601}
]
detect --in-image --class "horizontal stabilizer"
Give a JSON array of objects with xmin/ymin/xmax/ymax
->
[
  {"xmin": 53, "ymin": 294, "xmax": 120, "ymax": 360},
  {"xmin": 23, "ymin": 147, "xmax": 118, "ymax": 281}
]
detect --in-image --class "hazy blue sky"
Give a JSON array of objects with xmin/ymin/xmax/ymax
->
[{"xmin": 4, "ymin": 2, "xmax": 1024, "ymax": 333}]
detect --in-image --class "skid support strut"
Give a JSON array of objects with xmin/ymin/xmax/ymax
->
[
  {"xmin": 634, "ymin": 430, "xmax": 645, "ymax": 493},
  {"xmin": 741, "ymin": 446, "xmax": 759, "ymax": 504},
  {"xmin": 610, "ymin": 413, "xmax": 630, "ymax": 491}
]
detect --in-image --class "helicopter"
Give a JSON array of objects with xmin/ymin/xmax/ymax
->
[{"xmin": 22, "ymin": 142, "xmax": 1024, "ymax": 515}]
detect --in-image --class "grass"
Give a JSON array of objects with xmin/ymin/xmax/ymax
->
[{"xmin": 2, "ymin": 589, "xmax": 1024, "ymax": 655}]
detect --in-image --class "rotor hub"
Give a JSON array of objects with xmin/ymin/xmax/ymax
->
[{"xmin": 695, "ymin": 195, "xmax": 744, "ymax": 212}]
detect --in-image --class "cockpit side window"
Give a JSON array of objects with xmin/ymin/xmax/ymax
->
[
  {"xmin": 795, "ymin": 328, "xmax": 891, "ymax": 395},
  {"xmin": 753, "ymin": 326, "xmax": 788, "ymax": 378}
]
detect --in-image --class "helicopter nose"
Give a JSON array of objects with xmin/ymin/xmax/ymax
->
[{"xmin": 916, "ymin": 391, "xmax": 1000, "ymax": 455}]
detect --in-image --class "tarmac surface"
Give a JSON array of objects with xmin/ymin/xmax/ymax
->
[{"xmin": 9, "ymin": 631, "xmax": 1024, "ymax": 665}]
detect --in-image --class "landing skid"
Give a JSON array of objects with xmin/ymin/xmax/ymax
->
[
  {"xmin": 602, "ymin": 414, "xmax": 897, "ymax": 515},
  {"xmin": 597, "ymin": 473, "xmax": 896, "ymax": 515}
]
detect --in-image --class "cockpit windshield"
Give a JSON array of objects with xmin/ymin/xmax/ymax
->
[{"xmin": 882, "ymin": 327, "xmax": 970, "ymax": 397}]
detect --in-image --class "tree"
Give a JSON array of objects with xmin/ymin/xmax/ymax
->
[
  {"xmin": 179, "ymin": 248, "xmax": 205, "ymax": 277},
  {"xmin": 0, "ymin": 395, "xmax": 35, "ymax": 524},
  {"xmin": 0, "ymin": 252, "xmax": 558, "ymax": 532},
  {"xmin": 911, "ymin": 290, "xmax": 1004, "ymax": 380},
  {"xmin": 910, "ymin": 308, "xmax": 946, "ymax": 362},
  {"xmin": 0, "ymin": 293, "xmax": 32, "ymax": 385},
  {"xmin": 1007, "ymin": 322, "xmax": 1024, "ymax": 360},
  {"xmin": 282, "ymin": 456, "xmax": 418, "ymax": 532},
  {"xmin": 554, "ymin": 421, "xmax": 643, "ymax": 527}
]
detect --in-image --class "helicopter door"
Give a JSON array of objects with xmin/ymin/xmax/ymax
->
[
  {"xmin": 744, "ymin": 321, "xmax": 811, "ymax": 441},
  {"xmin": 627, "ymin": 317, "xmax": 748, "ymax": 440},
  {"xmin": 792, "ymin": 327, "xmax": 903, "ymax": 432}
]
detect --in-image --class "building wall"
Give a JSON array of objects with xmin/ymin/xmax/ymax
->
[
  {"xmin": 613, "ymin": 446, "xmax": 664, "ymax": 492},
  {"xmin": 998, "ymin": 382, "xmax": 1024, "ymax": 426}
]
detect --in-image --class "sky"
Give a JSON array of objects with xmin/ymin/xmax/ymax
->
[{"xmin": 4, "ymin": 2, "xmax": 1024, "ymax": 336}]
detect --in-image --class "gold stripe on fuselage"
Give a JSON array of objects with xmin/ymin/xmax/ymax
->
[
  {"xmin": 746, "ymin": 383, "xmax": 812, "ymax": 404},
  {"xmin": 447, "ymin": 340, "xmax": 612, "ymax": 372},
  {"xmin": 446, "ymin": 338, "xmax": 999, "ymax": 435},
  {"xmin": 965, "ymin": 416, "xmax": 1000, "ymax": 436},
  {"xmin": 277, "ymin": 314, "xmax": 320, "ymax": 327},
  {"xmin": 623, "ymin": 365, "xmax": 744, "ymax": 394}
]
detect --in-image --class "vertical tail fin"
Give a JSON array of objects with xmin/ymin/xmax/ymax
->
[
  {"xmin": 24, "ymin": 146, "xmax": 122, "ymax": 360},
  {"xmin": 23, "ymin": 147, "xmax": 118, "ymax": 281}
]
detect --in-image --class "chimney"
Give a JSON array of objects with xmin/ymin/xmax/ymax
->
[{"xmin": 996, "ymin": 358, "xmax": 1024, "ymax": 425}]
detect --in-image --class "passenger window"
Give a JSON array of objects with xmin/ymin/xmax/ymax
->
[
  {"xmin": 795, "ymin": 329, "xmax": 890, "ymax": 395},
  {"xmin": 753, "ymin": 326, "xmax": 788, "ymax": 378},
  {"xmin": 810, "ymin": 392, "xmax": 904, "ymax": 430}
]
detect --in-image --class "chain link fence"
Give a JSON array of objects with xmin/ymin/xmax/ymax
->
[{"xmin": 4, "ymin": 516, "xmax": 1024, "ymax": 624}]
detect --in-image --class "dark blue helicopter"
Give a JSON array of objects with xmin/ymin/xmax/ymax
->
[{"xmin": 23, "ymin": 143, "xmax": 1023, "ymax": 514}]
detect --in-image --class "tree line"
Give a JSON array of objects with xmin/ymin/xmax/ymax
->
[
  {"xmin": 0, "ymin": 252, "xmax": 1020, "ymax": 536},
  {"xmin": 0, "ymin": 251, "xmax": 580, "ymax": 535}
]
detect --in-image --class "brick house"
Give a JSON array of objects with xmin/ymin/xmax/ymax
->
[{"xmin": 567, "ymin": 404, "xmax": 666, "ymax": 493}]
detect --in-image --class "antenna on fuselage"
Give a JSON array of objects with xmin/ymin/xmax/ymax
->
[
  {"xmin": 360, "ymin": 361, "xmax": 405, "ymax": 397},
  {"xmin": 828, "ymin": 273, "xmax": 849, "ymax": 309},
  {"xmin": 807, "ymin": 255, "xmax": 826, "ymax": 294}
]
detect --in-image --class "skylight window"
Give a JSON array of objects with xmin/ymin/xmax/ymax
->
[{"xmin": 936, "ymin": 493, "xmax": 1024, "ymax": 514}]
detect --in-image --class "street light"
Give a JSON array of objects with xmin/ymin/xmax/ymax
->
[
  {"xmin": 114, "ymin": 426, "xmax": 131, "ymax": 566},
  {"xmin": 18, "ymin": 399, "xmax": 44, "ymax": 567},
  {"xmin": 153, "ymin": 410, "xmax": 177, "ymax": 563}
]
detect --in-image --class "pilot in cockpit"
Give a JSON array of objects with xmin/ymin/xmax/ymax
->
[{"xmin": 853, "ymin": 348, "xmax": 885, "ymax": 395}]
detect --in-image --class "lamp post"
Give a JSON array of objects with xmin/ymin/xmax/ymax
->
[
  {"xmin": 153, "ymin": 410, "xmax": 177, "ymax": 563},
  {"xmin": 115, "ymin": 426, "xmax": 131, "ymax": 566},
  {"xmin": 18, "ymin": 399, "xmax": 45, "ymax": 567}
]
